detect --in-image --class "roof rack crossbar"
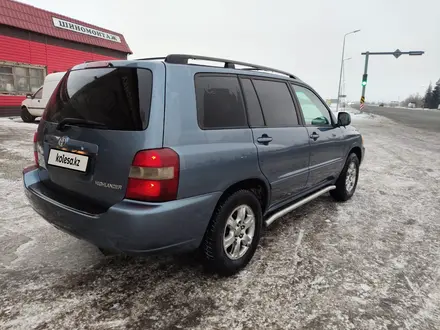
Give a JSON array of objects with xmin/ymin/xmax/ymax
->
[{"xmin": 164, "ymin": 54, "xmax": 297, "ymax": 79}]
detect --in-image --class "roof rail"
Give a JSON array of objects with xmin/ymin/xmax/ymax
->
[
  {"xmin": 136, "ymin": 57, "xmax": 167, "ymax": 61},
  {"xmin": 162, "ymin": 54, "xmax": 298, "ymax": 79}
]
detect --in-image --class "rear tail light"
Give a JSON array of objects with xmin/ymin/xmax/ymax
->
[
  {"xmin": 125, "ymin": 148, "xmax": 180, "ymax": 202},
  {"xmin": 33, "ymin": 132, "xmax": 39, "ymax": 166}
]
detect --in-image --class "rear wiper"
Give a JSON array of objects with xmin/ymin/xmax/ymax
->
[{"xmin": 56, "ymin": 118, "xmax": 108, "ymax": 130}]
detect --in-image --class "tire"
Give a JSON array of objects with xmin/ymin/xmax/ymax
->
[
  {"xmin": 330, "ymin": 153, "xmax": 360, "ymax": 202},
  {"xmin": 201, "ymin": 190, "xmax": 263, "ymax": 276},
  {"xmin": 21, "ymin": 107, "xmax": 35, "ymax": 123}
]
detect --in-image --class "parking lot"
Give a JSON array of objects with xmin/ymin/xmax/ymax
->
[{"xmin": 1, "ymin": 111, "xmax": 440, "ymax": 330}]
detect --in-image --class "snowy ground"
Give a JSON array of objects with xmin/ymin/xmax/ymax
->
[{"xmin": 1, "ymin": 113, "xmax": 440, "ymax": 329}]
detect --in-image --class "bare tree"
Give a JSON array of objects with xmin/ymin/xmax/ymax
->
[{"xmin": 401, "ymin": 93, "xmax": 424, "ymax": 108}]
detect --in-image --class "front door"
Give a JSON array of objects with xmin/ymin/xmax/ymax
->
[
  {"xmin": 240, "ymin": 77, "xmax": 310, "ymax": 206},
  {"xmin": 29, "ymin": 87, "xmax": 44, "ymax": 114},
  {"xmin": 291, "ymin": 84, "xmax": 345, "ymax": 188}
]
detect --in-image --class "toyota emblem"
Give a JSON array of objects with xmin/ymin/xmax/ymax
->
[{"xmin": 58, "ymin": 136, "xmax": 69, "ymax": 147}]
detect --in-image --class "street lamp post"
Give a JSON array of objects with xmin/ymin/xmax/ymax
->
[
  {"xmin": 336, "ymin": 29, "xmax": 360, "ymax": 112},
  {"xmin": 341, "ymin": 57, "xmax": 352, "ymax": 109}
]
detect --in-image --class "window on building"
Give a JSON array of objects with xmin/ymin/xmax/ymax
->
[{"xmin": 0, "ymin": 64, "xmax": 45, "ymax": 94}]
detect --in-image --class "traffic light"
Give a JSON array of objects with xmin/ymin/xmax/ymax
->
[{"xmin": 362, "ymin": 74, "xmax": 368, "ymax": 86}]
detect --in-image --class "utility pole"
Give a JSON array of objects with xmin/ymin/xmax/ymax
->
[{"xmin": 359, "ymin": 49, "xmax": 424, "ymax": 111}]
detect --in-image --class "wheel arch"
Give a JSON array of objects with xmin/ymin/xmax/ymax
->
[
  {"xmin": 349, "ymin": 146, "xmax": 362, "ymax": 164},
  {"xmin": 214, "ymin": 177, "xmax": 270, "ymax": 216},
  {"xmin": 20, "ymin": 106, "xmax": 35, "ymax": 123}
]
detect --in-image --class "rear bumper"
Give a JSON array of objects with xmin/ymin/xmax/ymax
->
[{"xmin": 23, "ymin": 167, "xmax": 221, "ymax": 255}]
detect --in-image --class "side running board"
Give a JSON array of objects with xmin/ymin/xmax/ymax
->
[{"xmin": 265, "ymin": 185, "xmax": 336, "ymax": 227}]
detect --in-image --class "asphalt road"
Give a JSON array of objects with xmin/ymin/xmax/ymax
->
[
  {"xmin": 1, "ymin": 113, "xmax": 440, "ymax": 329},
  {"xmin": 359, "ymin": 105, "xmax": 440, "ymax": 132}
]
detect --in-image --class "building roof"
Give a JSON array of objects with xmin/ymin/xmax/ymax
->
[{"xmin": 0, "ymin": 0, "xmax": 132, "ymax": 54}]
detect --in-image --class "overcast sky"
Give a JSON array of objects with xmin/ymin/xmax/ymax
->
[{"xmin": 20, "ymin": 0, "xmax": 440, "ymax": 102}]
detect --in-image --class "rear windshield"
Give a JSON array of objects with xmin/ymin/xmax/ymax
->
[{"xmin": 45, "ymin": 67, "xmax": 152, "ymax": 130}]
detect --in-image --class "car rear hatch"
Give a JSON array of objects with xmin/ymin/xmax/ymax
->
[{"xmin": 35, "ymin": 61, "xmax": 165, "ymax": 210}]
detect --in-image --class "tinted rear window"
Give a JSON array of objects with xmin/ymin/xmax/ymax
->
[
  {"xmin": 252, "ymin": 79, "xmax": 299, "ymax": 127},
  {"xmin": 45, "ymin": 67, "xmax": 152, "ymax": 130},
  {"xmin": 240, "ymin": 78, "xmax": 265, "ymax": 127},
  {"xmin": 195, "ymin": 75, "xmax": 247, "ymax": 129}
]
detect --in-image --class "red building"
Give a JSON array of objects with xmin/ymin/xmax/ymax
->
[{"xmin": 0, "ymin": 0, "xmax": 132, "ymax": 116}]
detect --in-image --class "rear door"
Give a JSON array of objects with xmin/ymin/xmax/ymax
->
[
  {"xmin": 241, "ymin": 77, "xmax": 310, "ymax": 205},
  {"xmin": 37, "ymin": 62, "xmax": 165, "ymax": 209},
  {"xmin": 291, "ymin": 84, "xmax": 345, "ymax": 187}
]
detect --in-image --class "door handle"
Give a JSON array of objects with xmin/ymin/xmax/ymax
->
[
  {"xmin": 310, "ymin": 132, "xmax": 319, "ymax": 141},
  {"xmin": 257, "ymin": 134, "xmax": 273, "ymax": 145}
]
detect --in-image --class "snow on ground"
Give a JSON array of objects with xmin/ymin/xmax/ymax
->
[
  {"xmin": 1, "ymin": 115, "xmax": 440, "ymax": 329},
  {"xmin": 0, "ymin": 117, "xmax": 39, "ymax": 130},
  {"xmin": 330, "ymin": 104, "xmax": 382, "ymax": 121}
]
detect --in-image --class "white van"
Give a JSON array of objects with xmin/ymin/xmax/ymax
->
[{"xmin": 21, "ymin": 71, "xmax": 66, "ymax": 122}]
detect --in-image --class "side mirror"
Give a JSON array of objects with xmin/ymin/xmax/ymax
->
[
  {"xmin": 338, "ymin": 112, "xmax": 351, "ymax": 126},
  {"xmin": 26, "ymin": 93, "xmax": 33, "ymax": 99},
  {"xmin": 311, "ymin": 116, "xmax": 329, "ymax": 126}
]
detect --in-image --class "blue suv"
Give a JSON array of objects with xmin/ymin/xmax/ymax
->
[{"xmin": 23, "ymin": 54, "xmax": 364, "ymax": 275}]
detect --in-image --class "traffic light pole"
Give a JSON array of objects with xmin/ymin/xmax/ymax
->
[
  {"xmin": 361, "ymin": 52, "xmax": 369, "ymax": 103},
  {"xmin": 359, "ymin": 49, "xmax": 424, "ymax": 110}
]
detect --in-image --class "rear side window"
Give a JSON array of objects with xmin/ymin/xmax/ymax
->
[
  {"xmin": 240, "ymin": 78, "xmax": 265, "ymax": 127},
  {"xmin": 195, "ymin": 75, "xmax": 247, "ymax": 129},
  {"xmin": 252, "ymin": 79, "xmax": 299, "ymax": 127},
  {"xmin": 45, "ymin": 67, "xmax": 152, "ymax": 131}
]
